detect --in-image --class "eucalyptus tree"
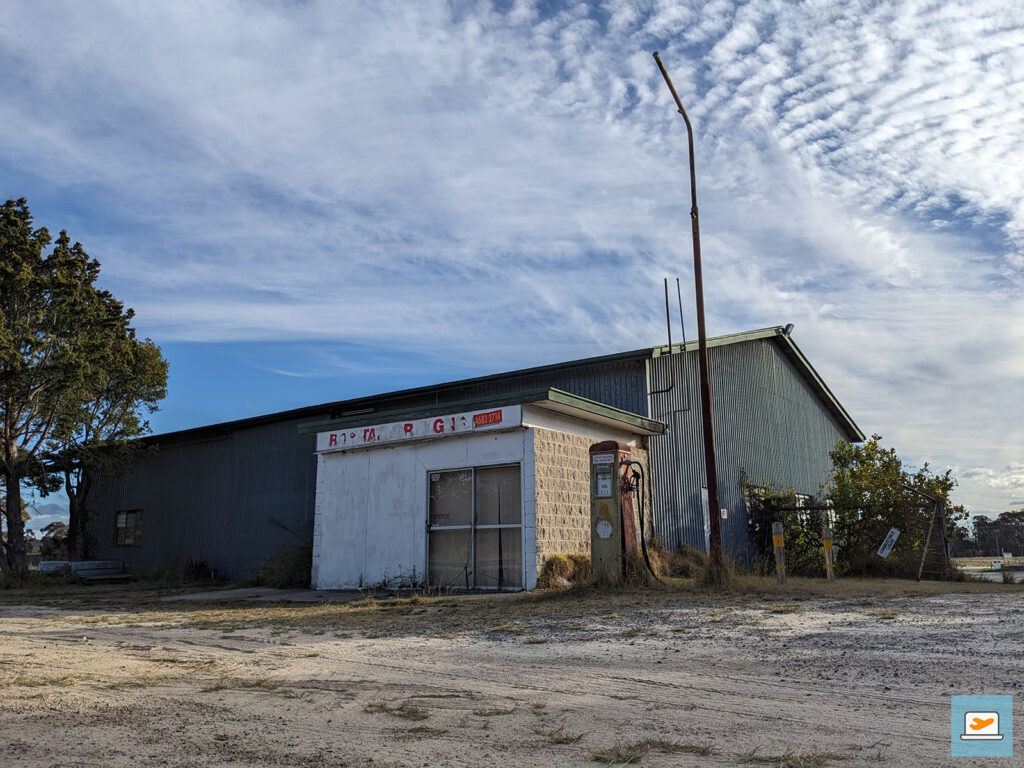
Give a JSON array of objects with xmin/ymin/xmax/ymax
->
[{"xmin": 0, "ymin": 198, "xmax": 167, "ymax": 573}]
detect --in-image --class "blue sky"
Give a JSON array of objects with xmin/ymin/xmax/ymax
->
[{"xmin": 4, "ymin": 0, "xmax": 1022, "ymax": 528}]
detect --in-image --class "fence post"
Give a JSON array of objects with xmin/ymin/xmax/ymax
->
[
  {"xmin": 772, "ymin": 522, "xmax": 786, "ymax": 584},
  {"xmin": 822, "ymin": 525, "xmax": 835, "ymax": 581}
]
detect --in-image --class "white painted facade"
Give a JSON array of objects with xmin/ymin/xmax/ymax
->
[{"xmin": 310, "ymin": 401, "xmax": 653, "ymax": 591}]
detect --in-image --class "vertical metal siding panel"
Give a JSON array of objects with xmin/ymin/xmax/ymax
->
[
  {"xmin": 89, "ymin": 471, "xmax": 144, "ymax": 569},
  {"xmin": 141, "ymin": 438, "xmax": 236, "ymax": 575},
  {"xmin": 232, "ymin": 418, "xmax": 319, "ymax": 580},
  {"xmin": 648, "ymin": 350, "xmax": 706, "ymax": 552},
  {"xmin": 648, "ymin": 339, "xmax": 852, "ymax": 560}
]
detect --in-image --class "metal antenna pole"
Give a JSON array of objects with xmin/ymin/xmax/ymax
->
[{"xmin": 652, "ymin": 51, "xmax": 725, "ymax": 582}]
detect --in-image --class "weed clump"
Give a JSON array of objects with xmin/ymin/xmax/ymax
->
[
  {"xmin": 646, "ymin": 539, "xmax": 707, "ymax": 578},
  {"xmin": 363, "ymin": 700, "xmax": 429, "ymax": 720},
  {"xmin": 257, "ymin": 545, "xmax": 312, "ymax": 589},
  {"xmin": 536, "ymin": 553, "xmax": 591, "ymax": 589}
]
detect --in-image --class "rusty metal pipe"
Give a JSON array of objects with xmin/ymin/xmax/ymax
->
[
  {"xmin": 653, "ymin": 51, "xmax": 725, "ymax": 580},
  {"xmin": 650, "ymin": 278, "xmax": 675, "ymax": 395}
]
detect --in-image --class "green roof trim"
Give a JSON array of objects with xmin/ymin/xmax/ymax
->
[{"xmin": 297, "ymin": 387, "xmax": 666, "ymax": 437}]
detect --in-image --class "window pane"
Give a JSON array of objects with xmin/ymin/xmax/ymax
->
[
  {"xmin": 475, "ymin": 465, "xmax": 521, "ymax": 526},
  {"xmin": 429, "ymin": 470, "xmax": 473, "ymax": 527},
  {"xmin": 475, "ymin": 528, "xmax": 522, "ymax": 589},
  {"xmin": 125, "ymin": 511, "xmax": 141, "ymax": 545},
  {"xmin": 428, "ymin": 530, "xmax": 473, "ymax": 588}
]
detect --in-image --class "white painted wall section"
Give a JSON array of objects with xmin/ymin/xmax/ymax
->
[{"xmin": 313, "ymin": 429, "xmax": 526, "ymax": 590}]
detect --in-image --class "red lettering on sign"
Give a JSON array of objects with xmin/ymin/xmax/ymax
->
[
  {"xmin": 363, "ymin": 427, "xmax": 376, "ymax": 442},
  {"xmin": 403, "ymin": 423, "xmax": 413, "ymax": 435},
  {"xmin": 328, "ymin": 434, "xmax": 338, "ymax": 447},
  {"xmin": 432, "ymin": 418, "xmax": 445, "ymax": 434},
  {"xmin": 473, "ymin": 409, "xmax": 503, "ymax": 427}
]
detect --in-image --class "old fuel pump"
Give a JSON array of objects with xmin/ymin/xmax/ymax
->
[{"xmin": 589, "ymin": 441, "xmax": 644, "ymax": 585}]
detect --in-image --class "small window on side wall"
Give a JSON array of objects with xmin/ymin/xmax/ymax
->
[{"xmin": 115, "ymin": 509, "xmax": 143, "ymax": 546}]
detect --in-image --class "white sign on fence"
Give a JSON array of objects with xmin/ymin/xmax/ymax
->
[{"xmin": 877, "ymin": 528, "xmax": 901, "ymax": 559}]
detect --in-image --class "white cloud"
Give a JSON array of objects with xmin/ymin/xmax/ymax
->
[{"xmin": 1, "ymin": 0, "xmax": 1022, "ymax": 512}]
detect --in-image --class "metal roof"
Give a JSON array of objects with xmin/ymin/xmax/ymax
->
[
  {"xmin": 297, "ymin": 388, "xmax": 666, "ymax": 437},
  {"xmin": 142, "ymin": 325, "xmax": 861, "ymax": 445}
]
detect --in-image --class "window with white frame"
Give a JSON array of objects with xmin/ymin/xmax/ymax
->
[{"xmin": 427, "ymin": 464, "xmax": 522, "ymax": 589}]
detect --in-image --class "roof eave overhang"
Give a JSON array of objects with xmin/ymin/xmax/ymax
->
[{"xmin": 298, "ymin": 387, "xmax": 665, "ymax": 437}]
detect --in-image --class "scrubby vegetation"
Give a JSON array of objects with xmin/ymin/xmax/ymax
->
[
  {"xmin": 536, "ymin": 553, "xmax": 591, "ymax": 588},
  {"xmin": 257, "ymin": 545, "xmax": 312, "ymax": 589}
]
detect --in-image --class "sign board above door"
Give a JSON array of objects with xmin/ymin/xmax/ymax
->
[{"xmin": 316, "ymin": 405, "xmax": 523, "ymax": 453}]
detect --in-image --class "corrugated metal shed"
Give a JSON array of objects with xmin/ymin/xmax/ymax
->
[
  {"xmin": 87, "ymin": 353, "xmax": 648, "ymax": 579},
  {"xmin": 647, "ymin": 328, "xmax": 862, "ymax": 556},
  {"xmin": 86, "ymin": 325, "xmax": 862, "ymax": 577}
]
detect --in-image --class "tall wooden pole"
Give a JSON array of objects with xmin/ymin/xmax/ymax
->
[{"xmin": 653, "ymin": 52, "xmax": 725, "ymax": 582}]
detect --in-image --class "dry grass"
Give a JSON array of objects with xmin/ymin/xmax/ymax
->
[
  {"xmin": 591, "ymin": 738, "xmax": 714, "ymax": 764},
  {"xmin": 768, "ymin": 603, "xmax": 798, "ymax": 614},
  {"xmin": 364, "ymin": 700, "xmax": 430, "ymax": 721},
  {"xmin": 471, "ymin": 706, "xmax": 515, "ymax": 717},
  {"xmin": 2, "ymin": 575, "xmax": 1017, "ymax": 642},
  {"xmin": 488, "ymin": 620, "xmax": 526, "ymax": 634},
  {"xmin": 531, "ymin": 723, "xmax": 585, "ymax": 745},
  {"xmin": 201, "ymin": 676, "xmax": 280, "ymax": 693},
  {"xmin": 536, "ymin": 553, "xmax": 592, "ymax": 588},
  {"xmin": 2, "ymin": 672, "xmax": 96, "ymax": 688},
  {"xmin": 739, "ymin": 748, "xmax": 847, "ymax": 767},
  {"xmin": 647, "ymin": 539, "xmax": 707, "ymax": 578},
  {"xmin": 101, "ymin": 672, "xmax": 183, "ymax": 689}
]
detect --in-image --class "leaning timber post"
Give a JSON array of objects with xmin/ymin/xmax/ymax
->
[
  {"xmin": 822, "ymin": 525, "xmax": 836, "ymax": 581},
  {"xmin": 772, "ymin": 521, "xmax": 787, "ymax": 584}
]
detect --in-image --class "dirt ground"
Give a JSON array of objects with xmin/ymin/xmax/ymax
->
[{"xmin": 1, "ymin": 580, "xmax": 1021, "ymax": 767}]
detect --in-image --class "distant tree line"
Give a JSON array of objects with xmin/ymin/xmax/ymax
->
[{"xmin": 949, "ymin": 510, "xmax": 1024, "ymax": 558}]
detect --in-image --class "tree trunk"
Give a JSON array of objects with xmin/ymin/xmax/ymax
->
[
  {"xmin": 4, "ymin": 472, "xmax": 27, "ymax": 575},
  {"xmin": 66, "ymin": 471, "xmax": 91, "ymax": 560}
]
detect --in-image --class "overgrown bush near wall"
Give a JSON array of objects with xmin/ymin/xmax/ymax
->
[
  {"xmin": 743, "ymin": 476, "xmax": 830, "ymax": 577},
  {"xmin": 744, "ymin": 436, "xmax": 970, "ymax": 579},
  {"xmin": 536, "ymin": 553, "xmax": 591, "ymax": 588},
  {"xmin": 257, "ymin": 545, "xmax": 313, "ymax": 589},
  {"xmin": 647, "ymin": 537, "xmax": 707, "ymax": 578}
]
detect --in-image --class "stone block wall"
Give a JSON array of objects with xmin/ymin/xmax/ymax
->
[{"xmin": 532, "ymin": 427, "xmax": 648, "ymax": 577}]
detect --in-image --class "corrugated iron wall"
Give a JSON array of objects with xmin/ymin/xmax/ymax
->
[
  {"xmin": 647, "ymin": 338, "xmax": 851, "ymax": 557},
  {"xmin": 86, "ymin": 357, "xmax": 647, "ymax": 579},
  {"xmin": 90, "ymin": 418, "xmax": 321, "ymax": 580}
]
